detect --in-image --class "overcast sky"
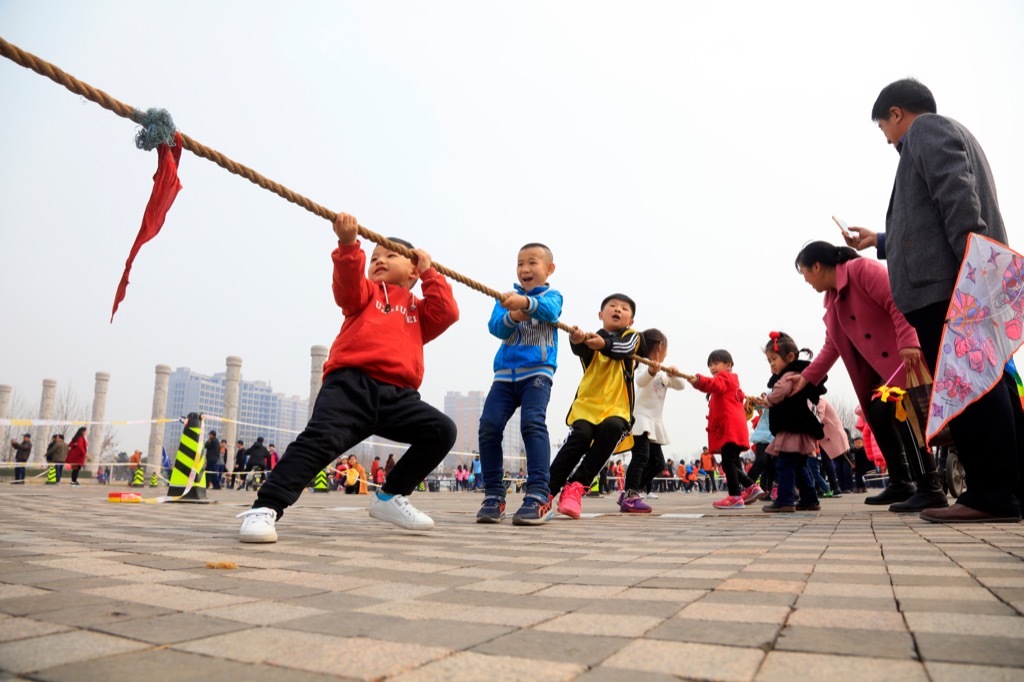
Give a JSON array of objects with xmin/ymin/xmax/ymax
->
[{"xmin": 2, "ymin": 0, "xmax": 1022, "ymax": 463}]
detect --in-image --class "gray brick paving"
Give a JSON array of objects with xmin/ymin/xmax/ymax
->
[{"xmin": 0, "ymin": 485, "xmax": 1022, "ymax": 680}]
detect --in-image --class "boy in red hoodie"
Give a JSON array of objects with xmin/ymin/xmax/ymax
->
[{"xmin": 238, "ymin": 212, "xmax": 459, "ymax": 542}]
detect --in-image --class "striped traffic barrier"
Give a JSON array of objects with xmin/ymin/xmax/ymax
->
[{"xmin": 166, "ymin": 412, "xmax": 211, "ymax": 503}]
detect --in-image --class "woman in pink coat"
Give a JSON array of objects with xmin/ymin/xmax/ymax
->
[
  {"xmin": 794, "ymin": 242, "xmax": 946, "ymax": 512},
  {"xmin": 66, "ymin": 426, "xmax": 88, "ymax": 486}
]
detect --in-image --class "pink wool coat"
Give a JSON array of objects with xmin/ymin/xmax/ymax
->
[
  {"xmin": 803, "ymin": 258, "xmax": 920, "ymax": 410},
  {"xmin": 693, "ymin": 369, "xmax": 750, "ymax": 453}
]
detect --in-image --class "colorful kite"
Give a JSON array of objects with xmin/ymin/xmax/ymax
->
[{"xmin": 926, "ymin": 234, "xmax": 1024, "ymax": 443}]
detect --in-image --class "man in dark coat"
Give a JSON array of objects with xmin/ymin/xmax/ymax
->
[
  {"xmin": 848, "ymin": 78, "xmax": 1021, "ymax": 523},
  {"xmin": 204, "ymin": 430, "xmax": 222, "ymax": 489},
  {"xmin": 9, "ymin": 434, "xmax": 32, "ymax": 484},
  {"xmin": 242, "ymin": 437, "xmax": 270, "ymax": 490},
  {"xmin": 232, "ymin": 441, "xmax": 247, "ymax": 489}
]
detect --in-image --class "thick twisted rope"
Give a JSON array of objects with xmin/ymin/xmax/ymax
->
[
  {"xmin": 0, "ymin": 36, "xmax": 684, "ymax": 376},
  {"xmin": 0, "ymin": 36, "xmax": 500, "ymax": 301}
]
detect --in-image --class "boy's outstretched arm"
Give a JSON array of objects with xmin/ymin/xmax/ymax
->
[
  {"xmin": 598, "ymin": 328, "xmax": 640, "ymax": 359},
  {"xmin": 334, "ymin": 212, "xmax": 358, "ymax": 244},
  {"xmin": 417, "ymin": 248, "xmax": 460, "ymax": 344},
  {"xmin": 569, "ymin": 325, "xmax": 595, "ymax": 361},
  {"xmin": 489, "ymin": 291, "xmax": 531, "ymax": 338},
  {"xmin": 488, "ymin": 299, "xmax": 518, "ymax": 339},
  {"xmin": 524, "ymin": 289, "xmax": 563, "ymax": 323},
  {"xmin": 332, "ymin": 212, "xmax": 375, "ymax": 314}
]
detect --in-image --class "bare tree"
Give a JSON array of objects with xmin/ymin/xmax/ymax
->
[
  {"xmin": 99, "ymin": 428, "xmax": 119, "ymax": 462},
  {"xmin": 828, "ymin": 395, "xmax": 860, "ymax": 437},
  {"xmin": 4, "ymin": 392, "xmax": 30, "ymax": 462},
  {"xmin": 50, "ymin": 386, "xmax": 88, "ymax": 437}
]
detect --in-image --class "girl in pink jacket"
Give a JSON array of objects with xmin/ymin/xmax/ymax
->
[{"xmin": 759, "ymin": 332, "xmax": 826, "ymax": 513}]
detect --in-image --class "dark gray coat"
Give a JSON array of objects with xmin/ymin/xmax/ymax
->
[
  {"xmin": 882, "ymin": 113, "xmax": 1007, "ymax": 314},
  {"xmin": 46, "ymin": 440, "xmax": 69, "ymax": 463},
  {"xmin": 10, "ymin": 440, "xmax": 32, "ymax": 463}
]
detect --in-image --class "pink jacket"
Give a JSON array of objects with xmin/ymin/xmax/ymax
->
[
  {"xmin": 817, "ymin": 397, "xmax": 849, "ymax": 460},
  {"xmin": 764, "ymin": 371, "xmax": 818, "ymax": 457},
  {"xmin": 803, "ymin": 258, "xmax": 920, "ymax": 409}
]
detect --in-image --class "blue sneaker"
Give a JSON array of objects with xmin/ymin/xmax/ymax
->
[
  {"xmin": 512, "ymin": 495, "xmax": 554, "ymax": 526},
  {"xmin": 476, "ymin": 497, "xmax": 506, "ymax": 523}
]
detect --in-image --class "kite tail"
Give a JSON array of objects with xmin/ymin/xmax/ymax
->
[{"xmin": 1007, "ymin": 358, "xmax": 1024, "ymax": 410}]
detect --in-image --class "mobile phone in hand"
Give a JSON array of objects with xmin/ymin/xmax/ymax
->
[{"xmin": 832, "ymin": 215, "xmax": 852, "ymax": 240}]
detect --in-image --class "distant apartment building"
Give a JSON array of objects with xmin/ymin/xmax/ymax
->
[
  {"xmin": 441, "ymin": 390, "xmax": 523, "ymax": 474},
  {"xmin": 162, "ymin": 368, "xmax": 307, "ymax": 460}
]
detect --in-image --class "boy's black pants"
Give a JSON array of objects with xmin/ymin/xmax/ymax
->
[
  {"xmin": 256, "ymin": 368, "xmax": 456, "ymax": 517},
  {"xmin": 549, "ymin": 418, "xmax": 629, "ymax": 495}
]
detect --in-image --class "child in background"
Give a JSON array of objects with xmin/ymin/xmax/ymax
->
[
  {"xmin": 476, "ymin": 243, "xmax": 562, "ymax": 525},
  {"xmin": 759, "ymin": 331, "xmax": 826, "ymax": 513},
  {"xmin": 549, "ymin": 294, "xmax": 643, "ymax": 519},
  {"xmin": 688, "ymin": 350, "xmax": 760, "ymax": 508},
  {"xmin": 238, "ymin": 212, "xmax": 459, "ymax": 542},
  {"xmin": 699, "ymin": 447, "xmax": 715, "ymax": 492},
  {"xmin": 748, "ymin": 404, "xmax": 775, "ymax": 501},
  {"xmin": 621, "ymin": 329, "xmax": 686, "ymax": 513},
  {"xmin": 816, "ymin": 396, "xmax": 848, "ymax": 497}
]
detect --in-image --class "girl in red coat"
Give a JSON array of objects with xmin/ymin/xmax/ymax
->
[
  {"xmin": 687, "ymin": 349, "xmax": 758, "ymax": 509},
  {"xmin": 67, "ymin": 426, "xmax": 88, "ymax": 486}
]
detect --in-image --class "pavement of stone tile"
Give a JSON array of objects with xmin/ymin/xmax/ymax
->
[{"xmin": 0, "ymin": 485, "xmax": 1022, "ymax": 681}]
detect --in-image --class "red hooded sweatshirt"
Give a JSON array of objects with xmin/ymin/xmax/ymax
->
[{"xmin": 323, "ymin": 241, "xmax": 459, "ymax": 389}]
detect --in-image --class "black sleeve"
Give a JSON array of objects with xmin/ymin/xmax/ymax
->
[{"xmin": 599, "ymin": 329, "xmax": 640, "ymax": 360}]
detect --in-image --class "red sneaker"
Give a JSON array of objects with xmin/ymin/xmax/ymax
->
[
  {"xmin": 741, "ymin": 484, "xmax": 764, "ymax": 502},
  {"xmin": 712, "ymin": 494, "xmax": 745, "ymax": 509},
  {"xmin": 557, "ymin": 481, "xmax": 586, "ymax": 519}
]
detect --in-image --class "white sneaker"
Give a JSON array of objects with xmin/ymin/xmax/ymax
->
[
  {"xmin": 646, "ymin": 492, "xmax": 659, "ymax": 499},
  {"xmin": 369, "ymin": 493, "xmax": 434, "ymax": 530},
  {"xmin": 237, "ymin": 507, "xmax": 278, "ymax": 543}
]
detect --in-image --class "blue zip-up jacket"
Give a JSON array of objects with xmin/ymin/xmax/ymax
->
[{"xmin": 488, "ymin": 283, "xmax": 562, "ymax": 382}]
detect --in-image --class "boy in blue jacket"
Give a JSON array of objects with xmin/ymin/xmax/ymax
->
[{"xmin": 476, "ymin": 243, "xmax": 562, "ymax": 525}]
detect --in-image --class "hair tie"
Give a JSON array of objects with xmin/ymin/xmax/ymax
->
[{"xmin": 769, "ymin": 331, "xmax": 781, "ymax": 352}]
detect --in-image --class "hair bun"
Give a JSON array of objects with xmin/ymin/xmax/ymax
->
[{"xmin": 768, "ymin": 331, "xmax": 781, "ymax": 352}]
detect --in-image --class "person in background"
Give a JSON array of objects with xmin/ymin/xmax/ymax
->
[
  {"xmin": 343, "ymin": 455, "xmax": 366, "ymax": 494},
  {"xmin": 10, "ymin": 433, "xmax": 32, "ymax": 484},
  {"xmin": 127, "ymin": 448, "xmax": 141, "ymax": 484},
  {"xmin": 243, "ymin": 437, "xmax": 270, "ymax": 490},
  {"xmin": 66, "ymin": 427, "xmax": 87, "ymax": 486},
  {"xmin": 232, "ymin": 440, "xmax": 246, "ymax": 489},
  {"xmin": 204, "ymin": 430, "xmax": 222, "ymax": 489}
]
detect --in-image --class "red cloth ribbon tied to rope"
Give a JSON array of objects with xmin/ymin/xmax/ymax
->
[{"xmin": 110, "ymin": 131, "xmax": 183, "ymax": 322}]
